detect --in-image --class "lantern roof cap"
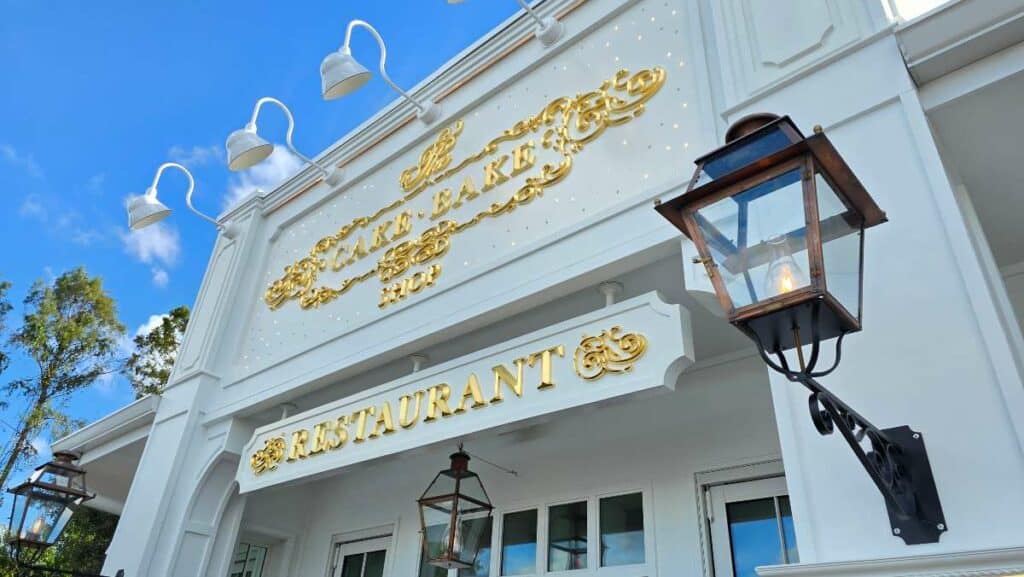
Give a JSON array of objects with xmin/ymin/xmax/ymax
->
[{"xmin": 656, "ymin": 116, "xmax": 887, "ymax": 237}]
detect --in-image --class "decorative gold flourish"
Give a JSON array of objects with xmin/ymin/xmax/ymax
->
[
  {"xmin": 400, "ymin": 120, "xmax": 464, "ymax": 193},
  {"xmin": 250, "ymin": 437, "xmax": 286, "ymax": 475},
  {"xmin": 264, "ymin": 67, "xmax": 667, "ymax": 311},
  {"xmin": 573, "ymin": 326, "xmax": 648, "ymax": 381}
]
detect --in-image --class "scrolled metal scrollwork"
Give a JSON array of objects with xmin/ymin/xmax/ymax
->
[
  {"xmin": 251, "ymin": 437, "xmax": 286, "ymax": 475},
  {"xmin": 573, "ymin": 326, "xmax": 648, "ymax": 381}
]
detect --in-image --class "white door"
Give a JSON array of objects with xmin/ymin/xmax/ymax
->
[
  {"xmin": 708, "ymin": 477, "xmax": 799, "ymax": 577},
  {"xmin": 330, "ymin": 535, "xmax": 392, "ymax": 577}
]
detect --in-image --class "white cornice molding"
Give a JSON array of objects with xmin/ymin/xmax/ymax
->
[
  {"xmin": 51, "ymin": 394, "xmax": 160, "ymax": 454},
  {"xmin": 757, "ymin": 547, "xmax": 1024, "ymax": 577}
]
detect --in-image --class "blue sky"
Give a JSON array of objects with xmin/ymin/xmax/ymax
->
[{"xmin": 0, "ymin": 0, "xmax": 520, "ymax": 479}]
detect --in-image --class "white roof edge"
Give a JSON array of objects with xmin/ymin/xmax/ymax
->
[
  {"xmin": 897, "ymin": 0, "xmax": 1024, "ymax": 84},
  {"xmin": 217, "ymin": 0, "xmax": 579, "ymax": 224},
  {"xmin": 51, "ymin": 394, "xmax": 161, "ymax": 454}
]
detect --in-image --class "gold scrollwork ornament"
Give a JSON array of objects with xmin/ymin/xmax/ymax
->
[
  {"xmin": 251, "ymin": 437, "xmax": 286, "ymax": 475},
  {"xmin": 573, "ymin": 326, "xmax": 648, "ymax": 381}
]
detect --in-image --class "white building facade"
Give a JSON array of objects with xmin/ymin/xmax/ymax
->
[{"xmin": 52, "ymin": 1, "xmax": 1024, "ymax": 577}]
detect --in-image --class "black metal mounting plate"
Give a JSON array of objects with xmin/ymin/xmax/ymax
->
[{"xmin": 881, "ymin": 426, "xmax": 947, "ymax": 544}]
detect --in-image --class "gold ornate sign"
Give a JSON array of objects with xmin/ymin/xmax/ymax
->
[
  {"xmin": 573, "ymin": 326, "xmax": 648, "ymax": 381},
  {"xmin": 250, "ymin": 326, "xmax": 647, "ymax": 476},
  {"xmin": 264, "ymin": 67, "xmax": 667, "ymax": 311}
]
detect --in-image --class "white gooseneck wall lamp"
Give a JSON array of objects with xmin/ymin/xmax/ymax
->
[
  {"xmin": 447, "ymin": 0, "xmax": 565, "ymax": 47},
  {"xmin": 127, "ymin": 162, "xmax": 239, "ymax": 238},
  {"xmin": 320, "ymin": 19, "xmax": 440, "ymax": 124},
  {"xmin": 226, "ymin": 96, "xmax": 345, "ymax": 186}
]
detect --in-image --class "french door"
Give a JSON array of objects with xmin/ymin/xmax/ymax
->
[{"xmin": 708, "ymin": 476, "xmax": 799, "ymax": 577}]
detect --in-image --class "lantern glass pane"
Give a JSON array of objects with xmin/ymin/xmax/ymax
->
[
  {"xmin": 457, "ymin": 515, "xmax": 492, "ymax": 576},
  {"xmin": 816, "ymin": 172, "xmax": 863, "ymax": 320},
  {"xmin": 19, "ymin": 488, "xmax": 77, "ymax": 546},
  {"xmin": 700, "ymin": 125, "xmax": 794, "ymax": 180},
  {"xmin": 36, "ymin": 462, "xmax": 86, "ymax": 494},
  {"xmin": 695, "ymin": 168, "xmax": 811, "ymax": 308},
  {"xmin": 420, "ymin": 523, "xmax": 449, "ymax": 577}
]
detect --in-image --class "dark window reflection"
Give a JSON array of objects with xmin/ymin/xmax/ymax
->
[
  {"xmin": 599, "ymin": 493, "xmax": 645, "ymax": 567},
  {"xmin": 549, "ymin": 501, "xmax": 587, "ymax": 571},
  {"xmin": 501, "ymin": 509, "xmax": 537, "ymax": 575},
  {"xmin": 726, "ymin": 495, "xmax": 799, "ymax": 577}
]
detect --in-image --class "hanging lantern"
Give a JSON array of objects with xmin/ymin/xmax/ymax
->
[
  {"xmin": 6, "ymin": 451, "xmax": 93, "ymax": 564},
  {"xmin": 417, "ymin": 450, "xmax": 494, "ymax": 569},
  {"xmin": 655, "ymin": 114, "xmax": 887, "ymax": 353}
]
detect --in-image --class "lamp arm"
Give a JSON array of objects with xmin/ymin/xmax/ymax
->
[
  {"xmin": 516, "ymin": 0, "xmax": 548, "ymax": 28},
  {"xmin": 151, "ymin": 162, "xmax": 219, "ymax": 228},
  {"xmin": 249, "ymin": 97, "xmax": 334, "ymax": 180},
  {"xmin": 343, "ymin": 20, "xmax": 428, "ymax": 114}
]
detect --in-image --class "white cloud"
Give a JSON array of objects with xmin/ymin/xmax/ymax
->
[
  {"xmin": 169, "ymin": 144, "xmax": 223, "ymax": 168},
  {"xmin": 94, "ymin": 371, "xmax": 119, "ymax": 395},
  {"xmin": 87, "ymin": 172, "xmax": 106, "ymax": 193},
  {"xmin": 29, "ymin": 436, "xmax": 50, "ymax": 459},
  {"xmin": 151, "ymin": 267, "xmax": 169, "ymax": 288},
  {"xmin": 136, "ymin": 313, "xmax": 169, "ymax": 337},
  {"xmin": 18, "ymin": 195, "xmax": 46, "ymax": 219},
  {"xmin": 224, "ymin": 146, "xmax": 303, "ymax": 211},
  {"xmin": 120, "ymin": 220, "xmax": 180, "ymax": 268},
  {"xmin": 1, "ymin": 144, "xmax": 43, "ymax": 178}
]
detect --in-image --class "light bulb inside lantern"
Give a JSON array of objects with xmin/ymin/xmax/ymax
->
[
  {"xmin": 764, "ymin": 236, "xmax": 807, "ymax": 297},
  {"xmin": 27, "ymin": 516, "xmax": 47, "ymax": 540}
]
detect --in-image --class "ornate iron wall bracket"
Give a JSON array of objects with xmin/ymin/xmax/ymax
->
[{"xmin": 745, "ymin": 305, "xmax": 947, "ymax": 545}]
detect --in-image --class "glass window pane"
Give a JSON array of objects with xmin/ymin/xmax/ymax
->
[
  {"xmin": 696, "ymin": 169, "xmax": 810, "ymax": 309},
  {"xmin": 420, "ymin": 524, "xmax": 449, "ymax": 577},
  {"xmin": 341, "ymin": 553, "xmax": 365, "ymax": 577},
  {"xmin": 548, "ymin": 501, "xmax": 587, "ymax": 571},
  {"xmin": 816, "ymin": 173, "xmax": 863, "ymax": 320},
  {"xmin": 779, "ymin": 497, "xmax": 799, "ymax": 564},
  {"xmin": 599, "ymin": 493, "xmax": 645, "ymax": 567},
  {"xmin": 459, "ymin": 516, "xmax": 492, "ymax": 577},
  {"xmin": 501, "ymin": 509, "xmax": 537, "ymax": 576},
  {"xmin": 726, "ymin": 498, "xmax": 783, "ymax": 577},
  {"xmin": 364, "ymin": 550, "xmax": 387, "ymax": 577}
]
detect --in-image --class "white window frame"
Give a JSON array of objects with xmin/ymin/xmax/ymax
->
[
  {"xmin": 326, "ymin": 524, "xmax": 396, "ymax": 577},
  {"xmin": 472, "ymin": 484, "xmax": 654, "ymax": 577}
]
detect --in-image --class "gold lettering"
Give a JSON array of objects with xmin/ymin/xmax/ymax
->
[
  {"xmin": 330, "ymin": 245, "xmax": 349, "ymax": 271},
  {"xmin": 454, "ymin": 176, "xmax": 480, "ymax": 207},
  {"xmin": 491, "ymin": 358, "xmax": 526, "ymax": 403},
  {"xmin": 424, "ymin": 384, "xmax": 454, "ymax": 421},
  {"xmin": 399, "ymin": 391, "xmax": 424, "ymax": 429},
  {"xmin": 369, "ymin": 402, "xmax": 397, "ymax": 438},
  {"xmin": 431, "ymin": 188, "xmax": 453, "ymax": 219},
  {"xmin": 370, "ymin": 220, "xmax": 393, "ymax": 251},
  {"xmin": 393, "ymin": 211, "xmax": 413, "ymax": 239},
  {"xmin": 309, "ymin": 422, "xmax": 330, "ymax": 455},
  {"xmin": 329, "ymin": 416, "xmax": 349, "ymax": 450},
  {"xmin": 482, "ymin": 156, "xmax": 510, "ymax": 191},
  {"xmin": 286, "ymin": 429, "xmax": 309, "ymax": 461},
  {"xmin": 511, "ymin": 141, "xmax": 536, "ymax": 176},
  {"xmin": 454, "ymin": 373, "xmax": 488, "ymax": 413},
  {"xmin": 346, "ymin": 237, "xmax": 369, "ymax": 263},
  {"xmin": 528, "ymin": 344, "xmax": 566, "ymax": 389},
  {"xmin": 352, "ymin": 407, "xmax": 376, "ymax": 443}
]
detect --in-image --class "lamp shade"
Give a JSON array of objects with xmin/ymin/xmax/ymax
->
[
  {"xmin": 226, "ymin": 128, "xmax": 274, "ymax": 171},
  {"xmin": 6, "ymin": 452, "xmax": 92, "ymax": 565},
  {"xmin": 321, "ymin": 50, "xmax": 372, "ymax": 100},
  {"xmin": 127, "ymin": 191, "xmax": 171, "ymax": 230},
  {"xmin": 655, "ymin": 115, "xmax": 886, "ymax": 352}
]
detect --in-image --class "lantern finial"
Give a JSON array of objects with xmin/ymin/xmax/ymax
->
[{"xmin": 724, "ymin": 112, "xmax": 780, "ymax": 142}]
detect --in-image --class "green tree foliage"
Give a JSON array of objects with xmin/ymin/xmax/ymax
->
[
  {"xmin": 123, "ymin": 305, "xmax": 189, "ymax": 398},
  {"xmin": 0, "ymin": 281, "xmax": 11, "ymax": 379},
  {"xmin": 0, "ymin": 268, "xmax": 125, "ymax": 496}
]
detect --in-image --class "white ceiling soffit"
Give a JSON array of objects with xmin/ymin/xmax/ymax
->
[{"xmin": 897, "ymin": 0, "xmax": 1024, "ymax": 85}]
